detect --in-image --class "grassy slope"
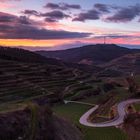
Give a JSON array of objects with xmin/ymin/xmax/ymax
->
[
  {"xmin": 134, "ymin": 103, "xmax": 140, "ymax": 111},
  {"xmin": 53, "ymin": 103, "xmax": 128, "ymax": 140}
]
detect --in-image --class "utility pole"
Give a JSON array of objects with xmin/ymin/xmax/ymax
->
[{"xmin": 104, "ymin": 36, "xmax": 106, "ymax": 44}]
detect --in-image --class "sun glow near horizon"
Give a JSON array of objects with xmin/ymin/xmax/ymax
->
[
  {"xmin": 0, "ymin": 0, "xmax": 139, "ymax": 50},
  {"xmin": 0, "ymin": 37, "xmax": 140, "ymax": 49}
]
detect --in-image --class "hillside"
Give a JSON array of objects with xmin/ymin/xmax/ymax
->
[
  {"xmin": 122, "ymin": 113, "xmax": 140, "ymax": 140},
  {"xmin": 0, "ymin": 46, "xmax": 103, "ymax": 104},
  {"xmin": 0, "ymin": 104, "xmax": 82, "ymax": 140},
  {"xmin": 0, "ymin": 47, "xmax": 107, "ymax": 140},
  {"xmin": 36, "ymin": 44, "xmax": 140, "ymax": 65},
  {"xmin": 0, "ymin": 46, "xmax": 139, "ymax": 140},
  {"xmin": 0, "ymin": 46, "xmax": 63, "ymax": 66},
  {"xmin": 102, "ymin": 53, "xmax": 140, "ymax": 75}
]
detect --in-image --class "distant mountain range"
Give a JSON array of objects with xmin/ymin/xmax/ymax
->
[
  {"xmin": 0, "ymin": 45, "xmax": 140, "ymax": 76},
  {"xmin": 36, "ymin": 44, "xmax": 140, "ymax": 65},
  {"xmin": 0, "ymin": 46, "xmax": 101, "ymax": 73}
]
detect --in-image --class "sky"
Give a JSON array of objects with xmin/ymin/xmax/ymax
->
[{"xmin": 0, "ymin": 0, "xmax": 140, "ymax": 50}]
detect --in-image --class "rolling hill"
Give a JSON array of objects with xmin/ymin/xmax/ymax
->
[
  {"xmin": 0, "ymin": 46, "xmax": 139, "ymax": 140},
  {"xmin": 36, "ymin": 44, "xmax": 140, "ymax": 65},
  {"xmin": 0, "ymin": 46, "xmax": 102, "ymax": 104},
  {"xmin": 0, "ymin": 46, "xmax": 63, "ymax": 66},
  {"xmin": 101, "ymin": 53, "xmax": 140, "ymax": 75}
]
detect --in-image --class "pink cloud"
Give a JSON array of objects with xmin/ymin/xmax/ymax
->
[{"xmin": 0, "ymin": 2, "xmax": 17, "ymax": 11}]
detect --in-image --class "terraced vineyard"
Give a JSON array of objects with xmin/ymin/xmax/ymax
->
[
  {"xmin": 0, "ymin": 47, "xmax": 140, "ymax": 140},
  {"xmin": 0, "ymin": 57, "xmax": 101, "ymax": 107}
]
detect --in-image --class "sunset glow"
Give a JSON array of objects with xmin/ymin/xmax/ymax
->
[{"xmin": 0, "ymin": 0, "xmax": 139, "ymax": 50}]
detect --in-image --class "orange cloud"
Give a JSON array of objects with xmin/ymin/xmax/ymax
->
[
  {"xmin": 0, "ymin": 36, "xmax": 139, "ymax": 50},
  {"xmin": 0, "ymin": 39, "xmax": 72, "ymax": 47}
]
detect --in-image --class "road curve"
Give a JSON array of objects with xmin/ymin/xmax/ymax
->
[
  {"xmin": 79, "ymin": 99, "xmax": 140, "ymax": 127},
  {"xmin": 64, "ymin": 100, "xmax": 95, "ymax": 106}
]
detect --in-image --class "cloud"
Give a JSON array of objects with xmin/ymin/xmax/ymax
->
[
  {"xmin": 18, "ymin": 16, "xmax": 31, "ymax": 24},
  {"xmin": 106, "ymin": 4, "xmax": 140, "ymax": 22},
  {"xmin": 73, "ymin": 9, "xmax": 100, "ymax": 22},
  {"xmin": 93, "ymin": 34, "xmax": 140, "ymax": 39},
  {"xmin": 0, "ymin": 25, "xmax": 91, "ymax": 39},
  {"xmin": 0, "ymin": 12, "xmax": 16, "ymax": 22},
  {"xmin": 72, "ymin": 3, "xmax": 140, "ymax": 23},
  {"xmin": 0, "ymin": 12, "xmax": 91, "ymax": 40},
  {"xmin": 94, "ymin": 3, "xmax": 110, "ymax": 13},
  {"xmin": 44, "ymin": 2, "xmax": 81, "ymax": 10},
  {"xmin": 0, "ymin": 12, "xmax": 30, "ymax": 24},
  {"xmin": 22, "ymin": 10, "xmax": 71, "ymax": 22},
  {"xmin": 41, "ymin": 10, "xmax": 70, "ymax": 22},
  {"xmin": 22, "ymin": 10, "xmax": 39, "ymax": 16},
  {"xmin": 45, "ymin": 3, "xmax": 59, "ymax": 9},
  {"xmin": 22, "ymin": 9, "xmax": 71, "ymax": 22},
  {"xmin": 20, "ymin": 3, "xmax": 140, "ymax": 24},
  {"xmin": 44, "ymin": 18, "xmax": 57, "ymax": 23}
]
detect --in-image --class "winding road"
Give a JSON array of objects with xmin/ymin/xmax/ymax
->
[
  {"xmin": 79, "ymin": 99, "xmax": 140, "ymax": 127},
  {"xmin": 64, "ymin": 100, "xmax": 95, "ymax": 106}
]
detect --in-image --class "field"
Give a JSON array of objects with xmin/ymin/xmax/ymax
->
[
  {"xmin": 53, "ymin": 102, "xmax": 128, "ymax": 140},
  {"xmin": 134, "ymin": 103, "xmax": 140, "ymax": 111}
]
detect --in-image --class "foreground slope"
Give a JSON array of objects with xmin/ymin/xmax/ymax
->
[{"xmin": 0, "ymin": 104, "xmax": 82, "ymax": 140}]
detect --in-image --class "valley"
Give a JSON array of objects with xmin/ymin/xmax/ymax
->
[{"xmin": 0, "ymin": 45, "xmax": 139, "ymax": 140}]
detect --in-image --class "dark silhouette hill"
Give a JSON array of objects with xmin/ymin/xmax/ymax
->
[
  {"xmin": 37, "ymin": 44, "xmax": 140, "ymax": 65},
  {"xmin": 0, "ymin": 46, "xmax": 63, "ymax": 66},
  {"xmin": 0, "ymin": 46, "xmax": 102, "ymax": 72}
]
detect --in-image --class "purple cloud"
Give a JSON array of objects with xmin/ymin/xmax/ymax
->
[
  {"xmin": 0, "ymin": 25, "xmax": 91, "ymax": 39},
  {"xmin": 73, "ymin": 9, "xmax": 100, "ymax": 22},
  {"xmin": 44, "ymin": 18, "xmax": 57, "ymax": 23},
  {"xmin": 44, "ymin": 2, "xmax": 81, "ymax": 10},
  {"xmin": 45, "ymin": 3, "xmax": 59, "ymax": 9},
  {"xmin": 106, "ymin": 4, "xmax": 140, "ymax": 22},
  {"xmin": 0, "ymin": 12, "xmax": 30, "ymax": 25},
  {"xmin": 93, "ymin": 34, "xmax": 140, "ymax": 39},
  {"xmin": 0, "ymin": 12, "xmax": 16, "ymax": 22},
  {"xmin": 22, "ymin": 10, "xmax": 39, "ymax": 16},
  {"xmin": 0, "ymin": 12, "xmax": 91, "ymax": 40},
  {"xmin": 94, "ymin": 3, "xmax": 110, "ymax": 13},
  {"xmin": 41, "ymin": 10, "xmax": 70, "ymax": 22},
  {"xmin": 21, "ymin": 10, "xmax": 70, "ymax": 22}
]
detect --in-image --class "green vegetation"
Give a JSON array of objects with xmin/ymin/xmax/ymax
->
[
  {"xmin": 0, "ymin": 46, "xmax": 140, "ymax": 140},
  {"xmin": 135, "ymin": 75, "xmax": 140, "ymax": 83},
  {"xmin": 28, "ymin": 103, "xmax": 39, "ymax": 140},
  {"xmin": 0, "ymin": 103, "xmax": 26, "ymax": 113},
  {"xmin": 134, "ymin": 103, "xmax": 140, "ymax": 111},
  {"xmin": 53, "ymin": 103, "xmax": 128, "ymax": 140}
]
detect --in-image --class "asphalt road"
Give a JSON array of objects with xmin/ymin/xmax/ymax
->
[{"xmin": 79, "ymin": 99, "xmax": 140, "ymax": 127}]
